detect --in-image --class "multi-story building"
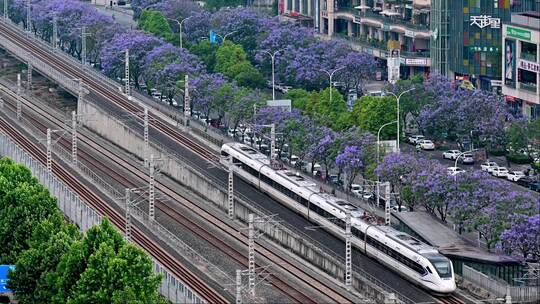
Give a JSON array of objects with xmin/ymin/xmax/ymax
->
[
  {"xmin": 501, "ymin": 11, "xmax": 540, "ymax": 118},
  {"xmin": 431, "ymin": 0, "xmax": 538, "ymax": 91},
  {"xmin": 281, "ymin": 0, "xmax": 432, "ymax": 78}
]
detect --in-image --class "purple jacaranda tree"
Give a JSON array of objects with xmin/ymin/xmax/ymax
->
[
  {"xmin": 143, "ymin": 43, "xmax": 204, "ymax": 101},
  {"xmin": 182, "ymin": 11, "xmax": 212, "ymax": 45},
  {"xmin": 100, "ymin": 31, "xmax": 162, "ymax": 88},
  {"xmin": 375, "ymin": 152, "xmax": 424, "ymax": 210},
  {"xmin": 131, "ymin": 0, "xmax": 161, "ymax": 19},
  {"xmin": 210, "ymin": 8, "xmax": 268, "ymax": 55},
  {"xmin": 500, "ymin": 214, "xmax": 540, "ymax": 261},
  {"xmin": 418, "ymin": 74, "xmax": 511, "ymax": 144},
  {"xmin": 336, "ymin": 145, "xmax": 364, "ymax": 189},
  {"xmin": 412, "ymin": 160, "xmax": 455, "ymax": 221},
  {"xmin": 307, "ymin": 127, "xmax": 338, "ymax": 178},
  {"xmin": 335, "ymin": 51, "xmax": 378, "ymax": 93},
  {"xmin": 151, "ymin": 0, "xmax": 202, "ymax": 21},
  {"xmin": 190, "ymin": 72, "xmax": 228, "ymax": 121}
]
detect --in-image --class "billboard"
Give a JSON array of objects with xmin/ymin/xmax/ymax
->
[
  {"xmin": 504, "ymin": 39, "xmax": 516, "ymax": 87},
  {"xmin": 267, "ymin": 99, "xmax": 292, "ymax": 112}
]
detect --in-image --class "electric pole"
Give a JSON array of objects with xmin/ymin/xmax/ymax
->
[
  {"xmin": 16, "ymin": 73, "xmax": 21, "ymax": 120},
  {"xmin": 124, "ymin": 49, "xmax": 130, "ymax": 96}
]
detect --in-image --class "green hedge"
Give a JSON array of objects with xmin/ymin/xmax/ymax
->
[
  {"xmin": 489, "ymin": 149, "xmax": 507, "ymax": 156},
  {"xmin": 506, "ymin": 154, "xmax": 530, "ymax": 164}
]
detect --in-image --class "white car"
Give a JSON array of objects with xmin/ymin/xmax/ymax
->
[
  {"xmin": 507, "ymin": 171, "xmax": 525, "ymax": 182},
  {"xmin": 419, "ymin": 139, "xmax": 435, "ymax": 150},
  {"xmin": 289, "ymin": 155, "xmax": 299, "ymax": 166},
  {"xmin": 447, "ymin": 167, "xmax": 466, "ymax": 176},
  {"xmin": 491, "ymin": 167, "xmax": 509, "ymax": 178},
  {"xmin": 443, "ymin": 150, "xmax": 461, "ymax": 160},
  {"xmin": 480, "ymin": 161, "xmax": 499, "ymax": 173},
  {"xmin": 408, "ymin": 135, "xmax": 425, "ymax": 144},
  {"xmin": 391, "ymin": 205, "xmax": 409, "ymax": 213},
  {"xmin": 350, "ymin": 184, "xmax": 362, "ymax": 196}
]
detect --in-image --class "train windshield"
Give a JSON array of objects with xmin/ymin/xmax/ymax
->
[{"xmin": 428, "ymin": 257, "xmax": 452, "ymax": 278}]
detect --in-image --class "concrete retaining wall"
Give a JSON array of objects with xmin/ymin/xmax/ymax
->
[{"xmin": 78, "ymin": 100, "xmax": 405, "ymax": 304}]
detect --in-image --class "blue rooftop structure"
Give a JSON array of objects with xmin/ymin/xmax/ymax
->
[{"xmin": 0, "ymin": 265, "xmax": 15, "ymax": 293}]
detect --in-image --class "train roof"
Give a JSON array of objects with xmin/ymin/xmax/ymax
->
[
  {"xmin": 377, "ymin": 226, "xmax": 438, "ymax": 254},
  {"xmin": 224, "ymin": 143, "xmax": 439, "ymax": 256}
]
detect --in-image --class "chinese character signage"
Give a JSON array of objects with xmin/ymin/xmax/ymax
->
[
  {"xmin": 505, "ymin": 39, "xmax": 516, "ymax": 88},
  {"xmin": 507, "ymin": 26, "xmax": 532, "ymax": 41},
  {"xmin": 470, "ymin": 15, "xmax": 501, "ymax": 29},
  {"xmin": 469, "ymin": 46, "xmax": 500, "ymax": 52},
  {"xmin": 518, "ymin": 59, "xmax": 540, "ymax": 74}
]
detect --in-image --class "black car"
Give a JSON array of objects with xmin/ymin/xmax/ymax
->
[{"xmin": 517, "ymin": 177, "xmax": 540, "ymax": 192}]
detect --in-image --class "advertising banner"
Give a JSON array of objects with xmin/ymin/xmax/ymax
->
[{"xmin": 504, "ymin": 39, "xmax": 516, "ymax": 87}]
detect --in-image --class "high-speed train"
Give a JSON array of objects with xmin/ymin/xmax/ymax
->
[{"xmin": 221, "ymin": 142, "xmax": 456, "ymax": 294}]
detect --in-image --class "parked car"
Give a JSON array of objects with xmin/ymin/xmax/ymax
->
[
  {"xmin": 491, "ymin": 166, "xmax": 509, "ymax": 178},
  {"xmin": 418, "ymin": 139, "xmax": 435, "ymax": 150},
  {"xmin": 480, "ymin": 161, "xmax": 499, "ymax": 173},
  {"xmin": 447, "ymin": 167, "xmax": 466, "ymax": 176},
  {"xmin": 407, "ymin": 135, "xmax": 425, "ymax": 144},
  {"xmin": 327, "ymin": 174, "xmax": 342, "ymax": 187},
  {"xmin": 516, "ymin": 176, "xmax": 535, "ymax": 188},
  {"xmin": 391, "ymin": 205, "xmax": 409, "ymax": 213},
  {"xmin": 506, "ymin": 171, "xmax": 525, "ymax": 182},
  {"xmin": 460, "ymin": 153, "xmax": 475, "ymax": 165},
  {"xmin": 443, "ymin": 150, "xmax": 461, "ymax": 160},
  {"xmin": 350, "ymin": 184, "xmax": 362, "ymax": 197},
  {"xmin": 289, "ymin": 155, "xmax": 299, "ymax": 166},
  {"xmin": 362, "ymin": 189, "xmax": 374, "ymax": 200},
  {"xmin": 530, "ymin": 180, "xmax": 540, "ymax": 192}
]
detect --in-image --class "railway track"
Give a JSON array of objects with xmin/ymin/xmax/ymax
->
[
  {"xmin": 0, "ymin": 83, "xmax": 355, "ymax": 303},
  {"xmin": 0, "ymin": 109, "xmax": 229, "ymax": 304},
  {"xmin": 436, "ymin": 295, "xmax": 467, "ymax": 304}
]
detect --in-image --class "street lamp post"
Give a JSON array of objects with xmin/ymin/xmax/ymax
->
[
  {"xmin": 215, "ymin": 31, "xmax": 237, "ymax": 44},
  {"xmin": 262, "ymin": 49, "xmax": 284, "ymax": 101},
  {"xmin": 167, "ymin": 16, "xmax": 192, "ymax": 49},
  {"xmin": 319, "ymin": 66, "xmax": 345, "ymax": 105},
  {"xmin": 376, "ymin": 120, "xmax": 397, "ymax": 209},
  {"xmin": 385, "ymin": 88, "xmax": 415, "ymax": 153}
]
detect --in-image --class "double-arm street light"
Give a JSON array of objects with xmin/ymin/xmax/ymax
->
[
  {"xmin": 384, "ymin": 88, "xmax": 415, "ymax": 153},
  {"xmin": 319, "ymin": 66, "xmax": 345, "ymax": 105},
  {"xmin": 167, "ymin": 16, "xmax": 192, "ymax": 49},
  {"xmin": 261, "ymin": 49, "xmax": 284, "ymax": 101},
  {"xmin": 215, "ymin": 30, "xmax": 237, "ymax": 44}
]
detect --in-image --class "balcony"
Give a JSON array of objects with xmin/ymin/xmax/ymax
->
[
  {"xmin": 331, "ymin": 33, "xmax": 431, "ymax": 66},
  {"xmin": 520, "ymin": 82, "xmax": 538, "ymax": 93},
  {"xmin": 354, "ymin": 10, "xmax": 429, "ymax": 31}
]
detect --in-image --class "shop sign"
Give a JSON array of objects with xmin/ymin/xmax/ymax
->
[
  {"xmin": 353, "ymin": 16, "xmax": 362, "ymax": 24},
  {"xmin": 470, "ymin": 15, "xmax": 500, "ymax": 29},
  {"xmin": 404, "ymin": 58, "xmax": 428, "ymax": 66},
  {"xmin": 469, "ymin": 46, "xmax": 500, "ymax": 52},
  {"xmin": 321, "ymin": 10, "xmax": 328, "ymax": 17},
  {"xmin": 507, "ymin": 26, "xmax": 531, "ymax": 41},
  {"xmin": 405, "ymin": 30, "xmax": 415, "ymax": 38},
  {"xmin": 518, "ymin": 59, "xmax": 540, "ymax": 73}
]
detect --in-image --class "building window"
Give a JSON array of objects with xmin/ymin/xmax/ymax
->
[
  {"xmin": 518, "ymin": 69, "xmax": 537, "ymax": 92},
  {"xmin": 520, "ymin": 41, "xmax": 537, "ymax": 62}
]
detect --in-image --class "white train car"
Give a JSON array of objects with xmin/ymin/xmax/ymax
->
[{"xmin": 221, "ymin": 142, "xmax": 456, "ymax": 294}]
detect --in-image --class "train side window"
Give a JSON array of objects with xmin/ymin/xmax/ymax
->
[
  {"xmin": 221, "ymin": 151, "xmax": 229, "ymax": 157},
  {"xmin": 426, "ymin": 266, "xmax": 433, "ymax": 274}
]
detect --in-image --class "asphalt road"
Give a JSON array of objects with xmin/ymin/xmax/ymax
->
[{"xmin": 400, "ymin": 142, "xmax": 539, "ymax": 197}]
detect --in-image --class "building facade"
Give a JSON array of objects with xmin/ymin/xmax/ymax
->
[
  {"xmin": 502, "ymin": 11, "xmax": 540, "ymax": 118},
  {"xmin": 431, "ymin": 0, "xmax": 538, "ymax": 91},
  {"xmin": 281, "ymin": 0, "xmax": 432, "ymax": 78}
]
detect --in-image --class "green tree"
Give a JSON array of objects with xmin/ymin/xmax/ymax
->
[
  {"xmin": 305, "ymin": 87, "xmax": 349, "ymax": 130},
  {"xmin": 138, "ymin": 9, "xmax": 174, "ymax": 42},
  {"xmin": 7, "ymin": 214, "xmax": 80, "ymax": 303},
  {"xmin": 189, "ymin": 40, "xmax": 219, "ymax": 72},
  {"xmin": 284, "ymin": 88, "xmax": 311, "ymax": 111},
  {"xmin": 0, "ymin": 171, "xmax": 58, "ymax": 263},
  {"xmin": 68, "ymin": 243, "xmax": 162, "ymax": 304},
  {"xmin": 352, "ymin": 96, "xmax": 397, "ymax": 139},
  {"xmin": 49, "ymin": 219, "xmax": 125, "ymax": 303},
  {"xmin": 215, "ymin": 41, "xmax": 264, "ymax": 88}
]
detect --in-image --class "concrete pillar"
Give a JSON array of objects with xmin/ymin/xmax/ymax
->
[
  {"xmin": 378, "ymin": 29, "xmax": 383, "ymax": 41},
  {"xmin": 328, "ymin": 0, "xmax": 334, "ymax": 36},
  {"xmin": 299, "ymin": 0, "xmax": 303, "ymax": 14},
  {"xmin": 347, "ymin": 20, "xmax": 353, "ymax": 36},
  {"xmin": 307, "ymin": 0, "xmax": 312, "ymax": 16},
  {"xmin": 368, "ymin": 26, "xmax": 373, "ymax": 39},
  {"xmin": 398, "ymin": 33, "xmax": 405, "ymax": 46},
  {"xmin": 292, "ymin": 0, "xmax": 296, "ymax": 12},
  {"xmin": 284, "ymin": 0, "xmax": 288, "ymax": 13},
  {"xmin": 360, "ymin": 0, "xmax": 367, "ymax": 11},
  {"xmin": 319, "ymin": 0, "xmax": 325, "ymax": 32}
]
